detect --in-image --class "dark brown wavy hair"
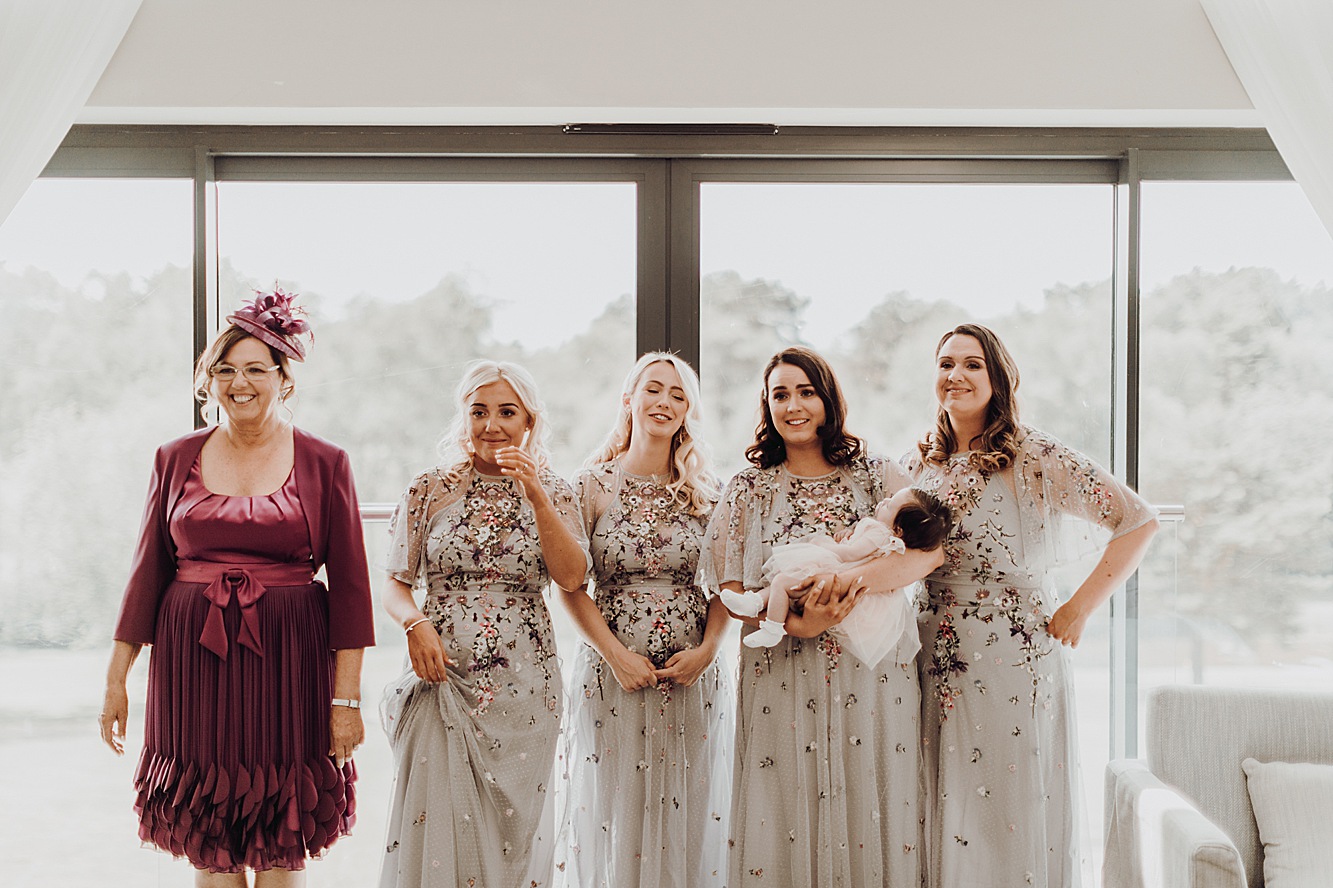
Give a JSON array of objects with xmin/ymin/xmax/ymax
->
[
  {"xmin": 894, "ymin": 489, "xmax": 954, "ymax": 551},
  {"xmin": 746, "ymin": 347, "xmax": 863, "ymax": 470},
  {"xmin": 917, "ymin": 323, "xmax": 1021, "ymax": 473}
]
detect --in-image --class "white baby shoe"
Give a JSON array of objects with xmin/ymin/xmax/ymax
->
[
  {"xmin": 743, "ymin": 619, "xmax": 787, "ymax": 648},
  {"xmin": 719, "ymin": 587, "xmax": 764, "ymax": 617}
]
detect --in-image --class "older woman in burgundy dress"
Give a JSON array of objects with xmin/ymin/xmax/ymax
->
[{"xmin": 99, "ymin": 290, "xmax": 375, "ymax": 886}]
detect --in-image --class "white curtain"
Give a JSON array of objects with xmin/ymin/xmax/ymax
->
[
  {"xmin": 0, "ymin": 0, "xmax": 143, "ymax": 227},
  {"xmin": 1201, "ymin": 0, "xmax": 1333, "ymax": 238}
]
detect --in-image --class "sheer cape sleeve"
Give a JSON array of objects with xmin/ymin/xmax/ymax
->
[
  {"xmin": 571, "ymin": 464, "xmax": 617, "ymax": 588},
  {"xmin": 697, "ymin": 467, "xmax": 776, "ymax": 593},
  {"xmin": 541, "ymin": 467, "xmax": 593, "ymax": 580},
  {"xmin": 573, "ymin": 466, "xmax": 612, "ymax": 537},
  {"xmin": 384, "ymin": 464, "xmax": 469, "ymax": 591},
  {"xmin": 1013, "ymin": 426, "xmax": 1158, "ymax": 573}
]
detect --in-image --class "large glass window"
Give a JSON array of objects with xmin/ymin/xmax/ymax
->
[
  {"xmin": 216, "ymin": 179, "xmax": 638, "ymax": 885},
  {"xmin": 699, "ymin": 178, "xmax": 1119, "ymax": 857},
  {"xmin": 1138, "ymin": 182, "xmax": 1333, "ymax": 711},
  {"xmin": 11, "ymin": 132, "xmax": 1330, "ymax": 885},
  {"xmin": 217, "ymin": 181, "xmax": 639, "ymax": 499},
  {"xmin": 699, "ymin": 182, "xmax": 1115, "ymax": 470},
  {"xmin": 0, "ymin": 178, "xmax": 193, "ymax": 885}
]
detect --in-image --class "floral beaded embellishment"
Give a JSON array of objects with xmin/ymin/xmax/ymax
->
[
  {"xmin": 592, "ymin": 473, "xmax": 701, "ymax": 588},
  {"xmin": 773, "ymin": 475, "xmax": 863, "ymax": 544},
  {"xmin": 772, "ymin": 470, "xmax": 874, "ymax": 673},
  {"xmin": 458, "ymin": 475, "xmax": 524, "ymax": 584},
  {"xmin": 586, "ymin": 468, "xmax": 710, "ymax": 679},
  {"xmin": 417, "ymin": 470, "xmax": 566, "ymax": 717},
  {"xmin": 917, "ymin": 453, "xmax": 1057, "ymax": 720}
]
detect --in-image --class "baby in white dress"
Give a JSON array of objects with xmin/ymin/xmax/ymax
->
[{"xmin": 720, "ymin": 486, "xmax": 952, "ymax": 666}]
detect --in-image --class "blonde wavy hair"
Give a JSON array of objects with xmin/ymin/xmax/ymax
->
[
  {"xmin": 586, "ymin": 352, "xmax": 719, "ymax": 516},
  {"xmin": 438, "ymin": 360, "xmax": 552, "ymax": 478},
  {"xmin": 917, "ymin": 323, "xmax": 1021, "ymax": 474}
]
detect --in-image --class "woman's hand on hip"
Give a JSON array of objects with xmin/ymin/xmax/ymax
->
[
  {"xmin": 407, "ymin": 620, "xmax": 454, "ymax": 682},
  {"xmin": 1047, "ymin": 598, "xmax": 1093, "ymax": 648}
]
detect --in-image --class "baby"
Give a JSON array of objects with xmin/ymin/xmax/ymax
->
[{"xmin": 720, "ymin": 486, "xmax": 953, "ymax": 666}]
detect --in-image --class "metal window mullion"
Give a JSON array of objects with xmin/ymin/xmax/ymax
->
[
  {"xmin": 192, "ymin": 147, "xmax": 217, "ymax": 430},
  {"xmin": 636, "ymin": 160, "xmax": 671, "ymax": 356},
  {"xmin": 1108, "ymin": 149, "xmax": 1143, "ymax": 761},
  {"xmin": 1124, "ymin": 149, "xmax": 1143, "ymax": 760},
  {"xmin": 666, "ymin": 161, "xmax": 702, "ymax": 369}
]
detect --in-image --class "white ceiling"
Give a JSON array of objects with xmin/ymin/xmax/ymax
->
[{"xmin": 81, "ymin": 0, "xmax": 1256, "ymax": 127}]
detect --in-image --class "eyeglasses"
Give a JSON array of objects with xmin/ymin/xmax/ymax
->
[{"xmin": 210, "ymin": 364, "xmax": 279, "ymax": 382}]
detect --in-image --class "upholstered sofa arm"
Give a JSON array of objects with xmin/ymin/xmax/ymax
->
[{"xmin": 1104, "ymin": 759, "xmax": 1247, "ymax": 888}]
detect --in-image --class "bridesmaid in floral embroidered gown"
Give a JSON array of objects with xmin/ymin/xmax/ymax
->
[
  {"xmin": 378, "ymin": 360, "xmax": 590, "ymax": 888},
  {"xmin": 701, "ymin": 347, "xmax": 942, "ymax": 888},
  {"xmin": 555, "ymin": 352, "xmax": 733, "ymax": 888},
  {"xmin": 904, "ymin": 324, "xmax": 1157, "ymax": 888}
]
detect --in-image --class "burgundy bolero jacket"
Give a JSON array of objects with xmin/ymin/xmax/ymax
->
[{"xmin": 113, "ymin": 426, "xmax": 376, "ymax": 650}]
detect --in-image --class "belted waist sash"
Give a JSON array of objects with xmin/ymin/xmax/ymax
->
[{"xmin": 175, "ymin": 560, "xmax": 316, "ymax": 659}]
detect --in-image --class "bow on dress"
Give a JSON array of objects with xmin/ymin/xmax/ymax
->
[{"xmin": 174, "ymin": 560, "xmax": 316, "ymax": 659}]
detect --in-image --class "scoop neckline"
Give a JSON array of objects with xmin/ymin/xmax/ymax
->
[
  {"xmin": 194, "ymin": 458, "xmax": 295, "ymax": 498},
  {"xmin": 618, "ymin": 461, "xmax": 671, "ymax": 483},
  {"xmin": 196, "ymin": 424, "xmax": 296, "ymax": 497},
  {"xmin": 782, "ymin": 464, "xmax": 840, "ymax": 481}
]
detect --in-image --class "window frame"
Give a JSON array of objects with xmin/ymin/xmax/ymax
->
[{"xmin": 40, "ymin": 123, "xmax": 1296, "ymax": 757}]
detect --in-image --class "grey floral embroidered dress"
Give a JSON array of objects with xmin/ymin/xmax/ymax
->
[
  {"xmin": 702, "ymin": 456, "xmax": 923, "ymax": 888},
  {"xmin": 903, "ymin": 427, "xmax": 1155, "ymax": 888},
  {"xmin": 556, "ymin": 461, "xmax": 733, "ymax": 888},
  {"xmin": 380, "ymin": 465, "xmax": 588, "ymax": 888}
]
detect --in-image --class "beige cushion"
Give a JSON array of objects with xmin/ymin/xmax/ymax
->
[{"xmin": 1241, "ymin": 758, "xmax": 1333, "ymax": 888}]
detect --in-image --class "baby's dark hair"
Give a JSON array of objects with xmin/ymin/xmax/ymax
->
[{"xmin": 893, "ymin": 488, "xmax": 954, "ymax": 551}]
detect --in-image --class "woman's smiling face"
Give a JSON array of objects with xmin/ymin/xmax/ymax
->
[
  {"xmin": 467, "ymin": 380, "xmax": 532, "ymax": 471},
  {"xmin": 766, "ymin": 362, "xmax": 826, "ymax": 450},
  {"xmin": 628, "ymin": 361, "xmax": 688, "ymax": 442},
  {"xmin": 210, "ymin": 336, "xmax": 286, "ymax": 424},
  {"xmin": 936, "ymin": 333, "xmax": 994, "ymax": 423}
]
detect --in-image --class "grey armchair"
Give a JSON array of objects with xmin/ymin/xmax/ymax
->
[{"xmin": 1103, "ymin": 685, "xmax": 1333, "ymax": 888}]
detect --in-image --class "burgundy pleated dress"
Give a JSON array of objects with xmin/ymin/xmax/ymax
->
[{"xmin": 117, "ymin": 428, "xmax": 373, "ymax": 874}]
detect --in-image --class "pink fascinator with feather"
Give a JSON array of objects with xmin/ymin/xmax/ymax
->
[{"xmin": 226, "ymin": 287, "xmax": 313, "ymax": 361}]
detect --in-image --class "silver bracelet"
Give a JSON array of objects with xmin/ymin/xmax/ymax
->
[
  {"xmin": 331, "ymin": 698, "xmax": 361, "ymax": 709},
  {"xmin": 404, "ymin": 617, "xmax": 431, "ymax": 634}
]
